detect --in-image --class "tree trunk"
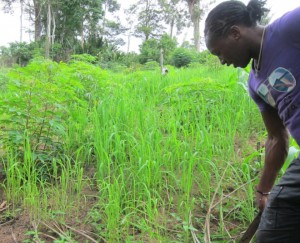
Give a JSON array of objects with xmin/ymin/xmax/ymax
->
[
  {"xmin": 160, "ymin": 47, "xmax": 164, "ymax": 72},
  {"xmin": 81, "ymin": 21, "xmax": 84, "ymax": 50},
  {"xmin": 33, "ymin": 0, "xmax": 42, "ymax": 41},
  {"xmin": 170, "ymin": 18, "xmax": 174, "ymax": 38},
  {"xmin": 51, "ymin": 11, "xmax": 55, "ymax": 46},
  {"xmin": 45, "ymin": 2, "xmax": 51, "ymax": 58},
  {"xmin": 193, "ymin": 14, "xmax": 200, "ymax": 51},
  {"xmin": 127, "ymin": 34, "xmax": 131, "ymax": 53},
  {"xmin": 20, "ymin": 0, "xmax": 23, "ymax": 42},
  {"xmin": 102, "ymin": 2, "xmax": 107, "ymax": 34},
  {"xmin": 145, "ymin": 0, "xmax": 150, "ymax": 41},
  {"xmin": 186, "ymin": 0, "xmax": 201, "ymax": 51}
]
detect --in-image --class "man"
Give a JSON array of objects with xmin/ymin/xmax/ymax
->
[{"xmin": 204, "ymin": 0, "xmax": 300, "ymax": 242}]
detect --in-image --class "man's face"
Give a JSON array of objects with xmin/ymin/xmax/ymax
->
[{"xmin": 205, "ymin": 28, "xmax": 251, "ymax": 68}]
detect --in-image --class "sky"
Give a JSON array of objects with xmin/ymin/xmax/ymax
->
[{"xmin": 0, "ymin": 0, "xmax": 299, "ymax": 52}]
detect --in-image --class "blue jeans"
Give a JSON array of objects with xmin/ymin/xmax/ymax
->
[{"xmin": 256, "ymin": 159, "xmax": 300, "ymax": 242}]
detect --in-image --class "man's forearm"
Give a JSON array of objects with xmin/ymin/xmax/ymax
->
[{"xmin": 257, "ymin": 133, "xmax": 289, "ymax": 192}]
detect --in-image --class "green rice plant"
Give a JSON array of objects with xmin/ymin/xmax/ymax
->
[
  {"xmin": 63, "ymin": 106, "xmax": 90, "ymax": 159},
  {"xmin": 0, "ymin": 62, "xmax": 268, "ymax": 242},
  {"xmin": 89, "ymin": 66, "xmax": 263, "ymax": 241},
  {"xmin": 104, "ymin": 179, "xmax": 123, "ymax": 242},
  {"xmin": 22, "ymin": 136, "xmax": 39, "ymax": 212},
  {"xmin": 2, "ymin": 148, "xmax": 23, "ymax": 204}
]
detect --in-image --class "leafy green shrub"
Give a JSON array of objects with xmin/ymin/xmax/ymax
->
[
  {"xmin": 141, "ymin": 61, "xmax": 160, "ymax": 71},
  {"xmin": 188, "ymin": 62, "xmax": 202, "ymax": 69},
  {"xmin": 139, "ymin": 39, "xmax": 160, "ymax": 64},
  {"xmin": 68, "ymin": 58, "xmax": 109, "ymax": 104},
  {"xmin": 194, "ymin": 50, "xmax": 220, "ymax": 68},
  {"xmin": 99, "ymin": 61, "xmax": 127, "ymax": 72},
  {"xmin": 159, "ymin": 34, "xmax": 177, "ymax": 64},
  {"xmin": 0, "ymin": 58, "xmax": 86, "ymax": 163},
  {"xmin": 70, "ymin": 54, "xmax": 97, "ymax": 63},
  {"xmin": 171, "ymin": 48, "xmax": 194, "ymax": 68},
  {"xmin": 0, "ymin": 69, "xmax": 9, "ymax": 91},
  {"xmin": 0, "ymin": 42, "xmax": 36, "ymax": 67},
  {"xmin": 139, "ymin": 36, "xmax": 177, "ymax": 66},
  {"xmin": 123, "ymin": 63, "xmax": 142, "ymax": 74},
  {"xmin": 119, "ymin": 52, "xmax": 140, "ymax": 67}
]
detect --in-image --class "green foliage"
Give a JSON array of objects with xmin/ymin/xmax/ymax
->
[
  {"xmin": 141, "ymin": 61, "xmax": 160, "ymax": 71},
  {"xmin": 129, "ymin": 0, "xmax": 165, "ymax": 40},
  {"xmin": 171, "ymin": 47, "xmax": 194, "ymax": 68},
  {"xmin": 180, "ymin": 41, "xmax": 195, "ymax": 50},
  {"xmin": 194, "ymin": 50, "xmax": 218, "ymax": 64},
  {"xmin": 118, "ymin": 52, "xmax": 140, "ymax": 67},
  {"xmin": 50, "ymin": 43, "xmax": 66, "ymax": 62},
  {"xmin": 67, "ymin": 56, "xmax": 110, "ymax": 104},
  {"xmin": 0, "ymin": 42, "xmax": 37, "ymax": 67},
  {"xmin": 0, "ymin": 58, "xmax": 91, "ymax": 164},
  {"xmin": 139, "ymin": 38, "xmax": 160, "ymax": 64},
  {"xmin": 158, "ymin": 0, "xmax": 189, "ymax": 37},
  {"xmin": 97, "ymin": 42, "xmax": 126, "ymax": 64},
  {"xmin": 0, "ymin": 55, "xmax": 111, "ymax": 164},
  {"xmin": 159, "ymin": 34, "xmax": 177, "ymax": 64},
  {"xmin": 53, "ymin": 0, "xmax": 103, "ymax": 50},
  {"xmin": 70, "ymin": 54, "xmax": 97, "ymax": 63},
  {"xmin": 139, "ymin": 35, "xmax": 177, "ymax": 65},
  {"xmin": 100, "ymin": 62, "xmax": 127, "ymax": 72},
  {"xmin": 0, "ymin": 60, "xmax": 269, "ymax": 242}
]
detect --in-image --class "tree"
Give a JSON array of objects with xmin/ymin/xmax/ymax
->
[
  {"xmin": 171, "ymin": 47, "xmax": 194, "ymax": 67},
  {"xmin": 159, "ymin": 33, "xmax": 177, "ymax": 63},
  {"xmin": 100, "ymin": 0, "xmax": 125, "ymax": 47},
  {"xmin": 183, "ymin": 0, "xmax": 215, "ymax": 51},
  {"xmin": 101, "ymin": 0, "xmax": 120, "ymax": 32},
  {"xmin": 158, "ymin": 0, "xmax": 188, "ymax": 38},
  {"xmin": 185, "ymin": 0, "xmax": 201, "ymax": 51},
  {"xmin": 139, "ymin": 38, "xmax": 160, "ymax": 64},
  {"xmin": 139, "ymin": 34, "xmax": 177, "ymax": 64},
  {"xmin": 0, "ymin": 42, "xmax": 35, "ymax": 66},
  {"xmin": 128, "ymin": 0, "xmax": 165, "ymax": 41}
]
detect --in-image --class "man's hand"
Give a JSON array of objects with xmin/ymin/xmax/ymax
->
[{"xmin": 255, "ymin": 192, "xmax": 268, "ymax": 211}]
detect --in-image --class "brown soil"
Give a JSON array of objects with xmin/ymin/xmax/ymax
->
[
  {"xmin": 0, "ymin": 179, "xmax": 99, "ymax": 243},
  {"xmin": 0, "ymin": 161, "xmax": 250, "ymax": 243},
  {"xmin": 0, "ymin": 208, "xmax": 31, "ymax": 243}
]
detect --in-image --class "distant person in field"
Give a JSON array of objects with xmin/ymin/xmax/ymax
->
[
  {"xmin": 161, "ymin": 67, "xmax": 169, "ymax": 75},
  {"xmin": 205, "ymin": 0, "xmax": 300, "ymax": 242}
]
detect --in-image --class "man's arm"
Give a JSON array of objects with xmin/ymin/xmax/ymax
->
[{"xmin": 256, "ymin": 108, "xmax": 289, "ymax": 211}]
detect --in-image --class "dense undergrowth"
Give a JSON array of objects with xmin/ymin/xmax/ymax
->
[{"xmin": 0, "ymin": 57, "xmax": 281, "ymax": 242}]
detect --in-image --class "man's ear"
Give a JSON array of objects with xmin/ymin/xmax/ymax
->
[{"xmin": 229, "ymin": 25, "xmax": 241, "ymax": 40}]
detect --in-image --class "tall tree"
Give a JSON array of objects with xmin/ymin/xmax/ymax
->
[
  {"xmin": 158, "ymin": 0, "xmax": 188, "ymax": 38},
  {"xmin": 123, "ymin": 10, "xmax": 135, "ymax": 53},
  {"xmin": 100, "ymin": 0, "xmax": 125, "ymax": 47},
  {"xmin": 185, "ymin": 0, "xmax": 201, "ymax": 51},
  {"xmin": 128, "ymin": 0, "xmax": 165, "ymax": 41},
  {"xmin": 183, "ymin": 0, "xmax": 214, "ymax": 51},
  {"xmin": 45, "ymin": 0, "xmax": 51, "ymax": 58},
  {"xmin": 32, "ymin": 0, "xmax": 43, "ymax": 41},
  {"xmin": 101, "ymin": 0, "xmax": 120, "ymax": 32},
  {"xmin": 19, "ymin": 0, "xmax": 24, "ymax": 42}
]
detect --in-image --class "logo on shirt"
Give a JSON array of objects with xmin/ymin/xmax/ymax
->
[{"xmin": 257, "ymin": 67, "xmax": 296, "ymax": 107}]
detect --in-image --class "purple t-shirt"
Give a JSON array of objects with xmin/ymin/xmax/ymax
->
[{"xmin": 248, "ymin": 7, "xmax": 300, "ymax": 146}]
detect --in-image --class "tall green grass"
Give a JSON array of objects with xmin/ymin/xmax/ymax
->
[{"xmin": 0, "ymin": 62, "xmax": 266, "ymax": 242}]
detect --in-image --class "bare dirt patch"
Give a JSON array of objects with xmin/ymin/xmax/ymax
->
[{"xmin": 0, "ymin": 179, "xmax": 100, "ymax": 243}]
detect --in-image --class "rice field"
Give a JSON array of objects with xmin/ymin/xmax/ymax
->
[{"xmin": 0, "ymin": 59, "xmax": 270, "ymax": 242}]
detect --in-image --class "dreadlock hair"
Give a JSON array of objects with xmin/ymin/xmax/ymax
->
[{"xmin": 204, "ymin": 0, "xmax": 269, "ymax": 39}]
